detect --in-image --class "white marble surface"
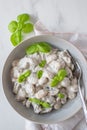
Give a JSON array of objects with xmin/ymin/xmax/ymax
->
[
  {"xmin": 0, "ymin": 0, "xmax": 87, "ymax": 130},
  {"xmin": 0, "ymin": 0, "xmax": 31, "ymax": 130}
]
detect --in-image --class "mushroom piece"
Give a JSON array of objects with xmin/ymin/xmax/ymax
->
[
  {"xmin": 60, "ymin": 77, "xmax": 70, "ymax": 87},
  {"xmin": 61, "ymin": 96, "xmax": 67, "ymax": 104},
  {"xmin": 26, "ymin": 100, "xmax": 31, "ymax": 108},
  {"xmin": 49, "ymin": 87, "xmax": 59, "ymax": 96},
  {"xmin": 59, "ymin": 87, "xmax": 67, "ymax": 94},
  {"xmin": 68, "ymin": 91, "xmax": 76, "ymax": 99},
  {"xmin": 22, "ymin": 99, "xmax": 27, "ymax": 106},
  {"xmin": 29, "ymin": 53, "xmax": 41, "ymax": 62},
  {"xmin": 42, "ymin": 96, "xmax": 56, "ymax": 106},
  {"xmin": 16, "ymin": 88, "xmax": 26, "ymax": 101},
  {"xmin": 46, "ymin": 54, "xmax": 57, "ymax": 63},
  {"xmin": 24, "ymin": 84, "xmax": 35, "ymax": 96},
  {"xmin": 38, "ymin": 77, "xmax": 48, "ymax": 85},
  {"xmin": 32, "ymin": 104, "xmax": 42, "ymax": 114},
  {"xmin": 65, "ymin": 67, "xmax": 73, "ymax": 78},
  {"xmin": 41, "ymin": 108, "xmax": 52, "ymax": 113},
  {"xmin": 12, "ymin": 59, "xmax": 19, "ymax": 67},
  {"xmin": 26, "ymin": 57, "xmax": 38, "ymax": 70},
  {"xmin": 35, "ymin": 89, "xmax": 48, "ymax": 99},
  {"xmin": 58, "ymin": 50, "xmax": 72, "ymax": 67},
  {"xmin": 18, "ymin": 57, "xmax": 30, "ymax": 69},
  {"xmin": 54, "ymin": 100, "xmax": 62, "ymax": 110},
  {"xmin": 43, "ymin": 68, "xmax": 54, "ymax": 79},
  {"xmin": 49, "ymin": 59, "xmax": 65, "ymax": 73},
  {"xmin": 11, "ymin": 67, "xmax": 20, "ymax": 79},
  {"xmin": 71, "ymin": 78, "xmax": 77, "ymax": 84},
  {"xmin": 39, "ymin": 52, "xmax": 46, "ymax": 60},
  {"xmin": 13, "ymin": 82, "xmax": 21, "ymax": 94},
  {"xmin": 27, "ymin": 73, "xmax": 38, "ymax": 84},
  {"xmin": 67, "ymin": 84, "xmax": 78, "ymax": 93}
]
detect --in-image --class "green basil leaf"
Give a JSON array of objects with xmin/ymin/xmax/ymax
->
[
  {"xmin": 37, "ymin": 70, "xmax": 43, "ymax": 79},
  {"xmin": 8, "ymin": 21, "xmax": 18, "ymax": 33},
  {"xmin": 10, "ymin": 30, "xmax": 22, "ymax": 46},
  {"xmin": 57, "ymin": 69, "xmax": 67, "ymax": 81},
  {"xmin": 41, "ymin": 101, "xmax": 51, "ymax": 108},
  {"xmin": 37, "ymin": 42, "xmax": 51, "ymax": 53},
  {"xmin": 58, "ymin": 93, "xmax": 65, "ymax": 99},
  {"xmin": 18, "ymin": 75, "xmax": 25, "ymax": 83},
  {"xmin": 26, "ymin": 42, "xmax": 51, "ymax": 55},
  {"xmin": 50, "ymin": 69, "xmax": 67, "ymax": 87},
  {"xmin": 24, "ymin": 70, "xmax": 31, "ymax": 77},
  {"xmin": 39, "ymin": 60, "xmax": 46, "ymax": 68},
  {"xmin": 17, "ymin": 13, "xmax": 30, "ymax": 23},
  {"xmin": 50, "ymin": 76, "xmax": 59, "ymax": 87},
  {"xmin": 26, "ymin": 44, "xmax": 38, "ymax": 55},
  {"xmin": 17, "ymin": 22, "xmax": 24, "ymax": 30},
  {"xmin": 22, "ymin": 23, "xmax": 33, "ymax": 33},
  {"xmin": 18, "ymin": 70, "xmax": 31, "ymax": 83},
  {"xmin": 29, "ymin": 98, "xmax": 41, "ymax": 105},
  {"xmin": 29, "ymin": 98, "xmax": 51, "ymax": 108}
]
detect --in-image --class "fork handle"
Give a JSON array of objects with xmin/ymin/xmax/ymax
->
[{"xmin": 78, "ymin": 85, "xmax": 87, "ymax": 124}]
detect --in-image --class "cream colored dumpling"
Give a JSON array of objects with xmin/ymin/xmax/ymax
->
[
  {"xmin": 11, "ymin": 45, "xmax": 78, "ymax": 114},
  {"xmin": 60, "ymin": 77, "xmax": 70, "ymax": 87},
  {"xmin": 27, "ymin": 73, "xmax": 38, "ymax": 84},
  {"xmin": 49, "ymin": 59, "xmax": 65, "ymax": 73},
  {"xmin": 46, "ymin": 54, "xmax": 57, "ymax": 63}
]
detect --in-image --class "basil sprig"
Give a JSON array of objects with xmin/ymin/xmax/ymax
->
[
  {"xmin": 50, "ymin": 69, "xmax": 67, "ymax": 87},
  {"xmin": 26, "ymin": 42, "xmax": 51, "ymax": 55},
  {"xmin": 29, "ymin": 98, "xmax": 51, "ymax": 108},
  {"xmin": 18, "ymin": 70, "xmax": 31, "ymax": 83},
  {"xmin": 8, "ymin": 13, "xmax": 34, "ymax": 46}
]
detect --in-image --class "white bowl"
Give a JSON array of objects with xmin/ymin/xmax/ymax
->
[{"xmin": 2, "ymin": 35, "xmax": 87, "ymax": 124}]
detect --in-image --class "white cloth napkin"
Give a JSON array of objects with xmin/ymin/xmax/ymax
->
[{"xmin": 25, "ymin": 21, "xmax": 87, "ymax": 130}]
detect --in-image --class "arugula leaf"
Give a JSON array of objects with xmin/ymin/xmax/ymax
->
[
  {"xmin": 29, "ymin": 98, "xmax": 51, "ymax": 108},
  {"xmin": 10, "ymin": 30, "xmax": 22, "ymax": 46},
  {"xmin": 8, "ymin": 21, "xmax": 18, "ymax": 33},
  {"xmin": 58, "ymin": 93, "xmax": 65, "ymax": 99},
  {"xmin": 18, "ymin": 70, "xmax": 31, "ymax": 83},
  {"xmin": 39, "ymin": 60, "xmax": 46, "ymax": 68},
  {"xmin": 37, "ymin": 70, "xmax": 43, "ymax": 79},
  {"xmin": 22, "ymin": 23, "xmax": 33, "ymax": 33},
  {"xmin": 17, "ymin": 13, "xmax": 30, "ymax": 23}
]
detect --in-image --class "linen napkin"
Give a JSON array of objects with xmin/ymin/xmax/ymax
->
[{"xmin": 25, "ymin": 21, "xmax": 87, "ymax": 130}]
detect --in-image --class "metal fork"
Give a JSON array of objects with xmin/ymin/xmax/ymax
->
[{"xmin": 67, "ymin": 50, "xmax": 87, "ymax": 124}]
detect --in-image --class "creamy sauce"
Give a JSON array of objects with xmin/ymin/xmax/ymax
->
[{"xmin": 11, "ymin": 48, "xmax": 78, "ymax": 114}]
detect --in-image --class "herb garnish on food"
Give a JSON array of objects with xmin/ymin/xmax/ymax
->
[
  {"xmin": 29, "ymin": 98, "xmax": 51, "ymax": 108},
  {"xmin": 51, "ymin": 69, "xmax": 67, "ymax": 87},
  {"xmin": 18, "ymin": 70, "xmax": 31, "ymax": 83},
  {"xmin": 26, "ymin": 42, "xmax": 51, "ymax": 55}
]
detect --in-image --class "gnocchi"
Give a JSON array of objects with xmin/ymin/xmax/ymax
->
[{"xmin": 11, "ymin": 44, "xmax": 78, "ymax": 114}]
